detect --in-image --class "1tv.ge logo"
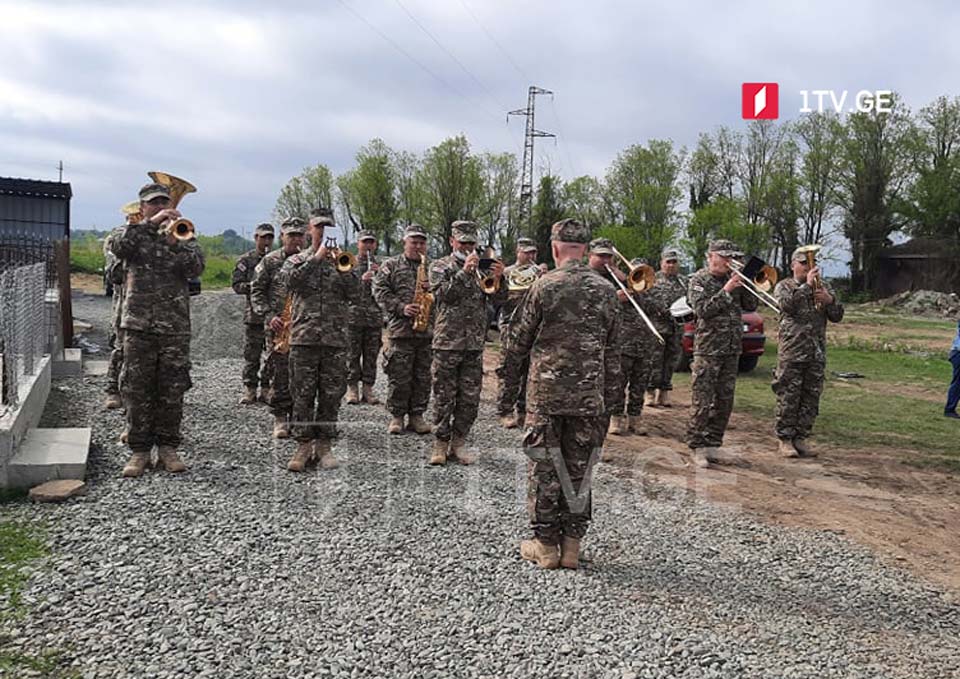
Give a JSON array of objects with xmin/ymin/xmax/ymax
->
[{"xmin": 742, "ymin": 82, "xmax": 894, "ymax": 119}]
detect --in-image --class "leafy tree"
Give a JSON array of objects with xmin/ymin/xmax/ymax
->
[
  {"xmin": 418, "ymin": 135, "xmax": 484, "ymax": 250},
  {"xmin": 563, "ymin": 175, "xmax": 606, "ymax": 231},
  {"xmin": 794, "ymin": 112, "xmax": 844, "ymax": 245},
  {"xmin": 683, "ymin": 196, "xmax": 748, "ymax": 269},
  {"xmin": 337, "ymin": 139, "xmax": 399, "ymax": 252},
  {"xmin": 530, "ymin": 175, "xmax": 566, "ymax": 258},
  {"xmin": 275, "ymin": 164, "xmax": 334, "ymax": 223}
]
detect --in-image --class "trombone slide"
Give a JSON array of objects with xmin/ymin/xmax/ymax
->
[{"xmin": 605, "ymin": 265, "xmax": 665, "ymax": 345}]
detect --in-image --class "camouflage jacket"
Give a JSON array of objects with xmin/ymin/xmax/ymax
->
[
  {"xmin": 649, "ymin": 271, "xmax": 688, "ymax": 334},
  {"xmin": 774, "ymin": 277, "xmax": 844, "ymax": 362},
  {"xmin": 687, "ymin": 268, "xmax": 758, "ymax": 356},
  {"xmin": 232, "ymin": 248, "xmax": 267, "ymax": 325},
  {"xmin": 429, "ymin": 254, "xmax": 508, "ymax": 351},
  {"xmin": 250, "ymin": 249, "xmax": 294, "ymax": 325},
  {"xmin": 110, "ymin": 221, "xmax": 205, "ymax": 336},
  {"xmin": 103, "ymin": 227, "xmax": 125, "ymax": 287},
  {"xmin": 283, "ymin": 252, "xmax": 360, "ymax": 347},
  {"xmin": 350, "ymin": 253, "xmax": 384, "ymax": 328},
  {"xmin": 371, "ymin": 254, "xmax": 434, "ymax": 339},
  {"xmin": 618, "ymin": 289, "xmax": 661, "ymax": 357},
  {"xmin": 507, "ymin": 260, "xmax": 621, "ymax": 416},
  {"xmin": 497, "ymin": 263, "xmax": 543, "ymax": 329}
]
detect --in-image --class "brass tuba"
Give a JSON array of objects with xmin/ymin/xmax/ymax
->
[{"xmin": 148, "ymin": 171, "xmax": 196, "ymax": 240}]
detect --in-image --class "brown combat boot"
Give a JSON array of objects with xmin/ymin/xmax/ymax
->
[
  {"xmin": 449, "ymin": 436, "xmax": 474, "ymax": 465},
  {"xmin": 429, "ymin": 438, "xmax": 448, "ymax": 466},
  {"xmin": 520, "ymin": 539, "xmax": 560, "ymax": 569},
  {"xmin": 499, "ymin": 414, "xmax": 519, "ymax": 429},
  {"xmin": 239, "ymin": 386, "xmax": 257, "ymax": 405},
  {"xmin": 407, "ymin": 414, "xmax": 433, "ymax": 435},
  {"xmin": 388, "ymin": 416, "xmax": 405, "ymax": 434},
  {"xmin": 122, "ymin": 452, "xmax": 149, "ymax": 478},
  {"xmin": 273, "ymin": 415, "xmax": 289, "ymax": 439},
  {"xmin": 628, "ymin": 415, "xmax": 647, "ymax": 436},
  {"xmin": 314, "ymin": 439, "xmax": 339, "ymax": 470},
  {"xmin": 658, "ymin": 389, "xmax": 672, "ymax": 407},
  {"xmin": 345, "ymin": 383, "xmax": 360, "ymax": 404},
  {"xmin": 288, "ymin": 440, "xmax": 312, "ymax": 472},
  {"xmin": 559, "ymin": 536, "xmax": 581, "ymax": 569},
  {"xmin": 793, "ymin": 438, "xmax": 816, "ymax": 458},
  {"xmin": 156, "ymin": 446, "xmax": 187, "ymax": 473},
  {"xmin": 104, "ymin": 393, "xmax": 122, "ymax": 409},
  {"xmin": 778, "ymin": 439, "xmax": 800, "ymax": 458},
  {"xmin": 361, "ymin": 384, "xmax": 380, "ymax": 405},
  {"xmin": 607, "ymin": 415, "xmax": 625, "ymax": 435},
  {"xmin": 644, "ymin": 390, "xmax": 658, "ymax": 407},
  {"xmin": 691, "ymin": 448, "xmax": 711, "ymax": 468}
]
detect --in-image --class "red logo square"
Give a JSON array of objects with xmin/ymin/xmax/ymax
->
[{"xmin": 742, "ymin": 82, "xmax": 779, "ymax": 119}]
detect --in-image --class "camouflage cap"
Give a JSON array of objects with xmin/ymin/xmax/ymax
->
[
  {"xmin": 587, "ymin": 237, "xmax": 615, "ymax": 255},
  {"xmin": 792, "ymin": 247, "xmax": 815, "ymax": 263},
  {"xmin": 309, "ymin": 207, "xmax": 335, "ymax": 227},
  {"xmin": 661, "ymin": 247, "xmax": 681, "ymax": 260},
  {"xmin": 357, "ymin": 229, "xmax": 377, "ymax": 242},
  {"xmin": 451, "ymin": 220, "xmax": 478, "ymax": 243},
  {"xmin": 254, "ymin": 222, "xmax": 275, "ymax": 236},
  {"xmin": 517, "ymin": 237, "xmax": 538, "ymax": 252},
  {"xmin": 281, "ymin": 217, "xmax": 306, "ymax": 235},
  {"xmin": 403, "ymin": 223, "xmax": 427, "ymax": 239},
  {"xmin": 630, "ymin": 257, "xmax": 649, "ymax": 268},
  {"xmin": 551, "ymin": 218, "xmax": 590, "ymax": 244},
  {"xmin": 138, "ymin": 183, "xmax": 170, "ymax": 202},
  {"xmin": 708, "ymin": 239, "xmax": 742, "ymax": 257}
]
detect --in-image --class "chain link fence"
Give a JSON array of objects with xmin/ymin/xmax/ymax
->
[{"xmin": 0, "ymin": 262, "xmax": 49, "ymax": 416}]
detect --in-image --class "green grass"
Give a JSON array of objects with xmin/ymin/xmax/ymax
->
[
  {"xmin": 201, "ymin": 255, "xmax": 234, "ymax": 290},
  {"xmin": 0, "ymin": 522, "xmax": 46, "ymax": 614}
]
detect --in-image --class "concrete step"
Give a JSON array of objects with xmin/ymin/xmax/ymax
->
[
  {"xmin": 7, "ymin": 428, "xmax": 90, "ymax": 489},
  {"xmin": 53, "ymin": 348, "xmax": 82, "ymax": 377},
  {"xmin": 83, "ymin": 360, "xmax": 109, "ymax": 376}
]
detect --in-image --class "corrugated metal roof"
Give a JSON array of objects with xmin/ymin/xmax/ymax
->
[{"xmin": 0, "ymin": 177, "xmax": 72, "ymax": 200}]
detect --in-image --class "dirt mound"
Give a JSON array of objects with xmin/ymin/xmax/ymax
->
[
  {"xmin": 190, "ymin": 289, "xmax": 246, "ymax": 360},
  {"xmin": 874, "ymin": 289, "xmax": 960, "ymax": 318}
]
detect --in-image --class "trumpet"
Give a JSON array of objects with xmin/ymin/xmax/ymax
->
[
  {"xmin": 147, "ymin": 171, "xmax": 196, "ymax": 241},
  {"xmin": 323, "ymin": 236, "xmax": 356, "ymax": 272},
  {"xmin": 604, "ymin": 264, "xmax": 665, "ymax": 345},
  {"xmin": 794, "ymin": 243, "xmax": 824, "ymax": 310},
  {"xmin": 611, "ymin": 247, "xmax": 656, "ymax": 292},
  {"xmin": 476, "ymin": 245, "xmax": 501, "ymax": 295},
  {"xmin": 729, "ymin": 256, "xmax": 781, "ymax": 314}
]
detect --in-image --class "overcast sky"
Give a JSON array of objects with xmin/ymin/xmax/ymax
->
[{"xmin": 2, "ymin": 0, "xmax": 958, "ymax": 266}]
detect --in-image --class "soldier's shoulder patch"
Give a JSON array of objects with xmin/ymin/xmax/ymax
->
[
  {"xmin": 690, "ymin": 283, "xmax": 704, "ymax": 292},
  {"xmin": 236, "ymin": 260, "xmax": 247, "ymax": 272}
]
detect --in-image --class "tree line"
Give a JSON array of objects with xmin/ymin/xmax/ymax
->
[{"xmin": 275, "ymin": 93, "xmax": 960, "ymax": 295}]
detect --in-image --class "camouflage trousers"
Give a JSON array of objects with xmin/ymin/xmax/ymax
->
[
  {"xmin": 382, "ymin": 337, "xmax": 432, "ymax": 418},
  {"xmin": 772, "ymin": 359, "xmax": 825, "ymax": 441},
  {"xmin": 524, "ymin": 414, "xmax": 605, "ymax": 544},
  {"xmin": 120, "ymin": 329, "xmax": 192, "ymax": 452},
  {"xmin": 431, "ymin": 349, "xmax": 483, "ymax": 441},
  {"xmin": 263, "ymin": 331, "xmax": 291, "ymax": 417},
  {"xmin": 609, "ymin": 351, "xmax": 650, "ymax": 417},
  {"xmin": 289, "ymin": 344, "xmax": 349, "ymax": 441},
  {"xmin": 686, "ymin": 353, "xmax": 739, "ymax": 450},
  {"xmin": 105, "ymin": 329, "xmax": 124, "ymax": 396},
  {"xmin": 242, "ymin": 323, "xmax": 267, "ymax": 389},
  {"xmin": 348, "ymin": 324, "xmax": 383, "ymax": 386},
  {"xmin": 647, "ymin": 327, "xmax": 682, "ymax": 392},
  {"xmin": 495, "ymin": 324, "xmax": 527, "ymax": 417}
]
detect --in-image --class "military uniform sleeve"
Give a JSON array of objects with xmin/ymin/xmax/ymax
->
[
  {"xmin": 250, "ymin": 260, "xmax": 271, "ymax": 319},
  {"xmin": 338, "ymin": 268, "xmax": 361, "ymax": 301},
  {"xmin": 603, "ymin": 293, "xmax": 623, "ymax": 411},
  {"xmin": 173, "ymin": 240, "xmax": 205, "ymax": 279},
  {"xmin": 505, "ymin": 282, "xmax": 543, "ymax": 362},
  {"xmin": 735, "ymin": 285, "xmax": 758, "ymax": 312},
  {"xmin": 232, "ymin": 256, "xmax": 251, "ymax": 295},
  {"xmin": 372, "ymin": 260, "xmax": 406, "ymax": 317},
  {"xmin": 775, "ymin": 279, "xmax": 812, "ymax": 316},
  {"xmin": 286, "ymin": 254, "xmax": 324, "ymax": 292},
  {"xmin": 430, "ymin": 261, "xmax": 472, "ymax": 305},
  {"xmin": 110, "ymin": 221, "xmax": 154, "ymax": 261},
  {"xmin": 688, "ymin": 276, "xmax": 734, "ymax": 320},
  {"xmin": 824, "ymin": 284, "xmax": 844, "ymax": 323}
]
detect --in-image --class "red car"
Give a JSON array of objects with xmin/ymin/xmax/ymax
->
[{"xmin": 676, "ymin": 311, "xmax": 766, "ymax": 373}]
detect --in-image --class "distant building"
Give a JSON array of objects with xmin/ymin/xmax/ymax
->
[
  {"xmin": 876, "ymin": 238, "xmax": 960, "ymax": 297},
  {"xmin": 0, "ymin": 176, "xmax": 72, "ymax": 242}
]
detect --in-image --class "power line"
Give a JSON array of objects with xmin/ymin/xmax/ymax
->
[{"xmin": 457, "ymin": 0, "xmax": 528, "ymax": 82}]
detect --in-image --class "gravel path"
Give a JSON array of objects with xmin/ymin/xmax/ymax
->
[{"xmin": 3, "ymin": 294, "xmax": 959, "ymax": 678}]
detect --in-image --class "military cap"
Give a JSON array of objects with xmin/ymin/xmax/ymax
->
[
  {"xmin": 661, "ymin": 247, "xmax": 681, "ymax": 260},
  {"xmin": 357, "ymin": 229, "xmax": 377, "ymax": 242},
  {"xmin": 708, "ymin": 239, "xmax": 742, "ymax": 257},
  {"xmin": 451, "ymin": 220, "xmax": 478, "ymax": 243},
  {"xmin": 403, "ymin": 223, "xmax": 427, "ymax": 239},
  {"xmin": 551, "ymin": 218, "xmax": 590, "ymax": 244},
  {"xmin": 791, "ymin": 247, "xmax": 813, "ymax": 263},
  {"xmin": 254, "ymin": 222, "xmax": 275, "ymax": 236},
  {"xmin": 630, "ymin": 257, "xmax": 649, "ymax": 268},
  {"xmin": 138, "ymin": 183, "xmax": 170, "ymax": 202},
  {"xmin": 517, "ymin": 237, "xmax": 538, "ymax": 252},
  {"xmin": 587, "ymin": 237, "xmax": 615, "ymax": 255},
  {"xmin": 281, "ymin": 217, "xmax": 306, "ymax": 235},
  {"xmin": 309, "ymin": 207, "xmax": 335, "ymax": 227}
]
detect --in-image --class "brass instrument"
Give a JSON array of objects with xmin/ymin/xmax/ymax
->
[
  {"xmin": 121, "ymin": 201, "xmax": 142, "ymax": 225},
  {"xmin": 729, "ymin": 256, "xmax": 781, "ymax": 314},
  {"xmin": 605, "ymin": 264, "xmax": 665, "ymax": 345},
  {"xmin": 323, "ymin": 236, "xmax": 356, "ymax": 272},
  {"xmin": 476, "ymin": 245, "xmax": 501, "ymax": 295},
  {"xmin": 794, "ymin": 244, "xmax": 824, "ymax": 310},
  {"xmin": 412, "ymin": 253, "xmax": 434, "ymax": 333},
  {"xmin": 506, "ymin": 263, "xmax": 541, "ymax": 292},
  {"xmin": 273, "ymin": 295, "xmax": 293, "ymax": 354},
  {"xmin": 610, "ymin": 247, "xmax": 656, "ymax": 292},
  {"xmin": 147, "ymin": 171, "xmax": 196, "ymax": 240}
]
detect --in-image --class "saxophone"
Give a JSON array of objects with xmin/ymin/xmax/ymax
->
[
  {"xmin": 273, "ymin": 295, "xmax": 293, "ymax": 354},
  {"xmin": 412, "ymin": 253, "xmax": 433, "ymax": 333}
]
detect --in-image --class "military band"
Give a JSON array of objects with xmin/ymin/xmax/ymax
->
[{"xmin": 232, "ymin": 222, "xmax": 275, "ymax": 405}]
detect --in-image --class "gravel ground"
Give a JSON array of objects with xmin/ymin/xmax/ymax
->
[{"xmin": 2, "ymin": 293, "xmax": 959, "ymax": 678}]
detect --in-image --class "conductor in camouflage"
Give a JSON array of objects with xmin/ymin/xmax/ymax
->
[{"xmin": 232, "ymin": 222, "xmax": 275, "ymax": 404}]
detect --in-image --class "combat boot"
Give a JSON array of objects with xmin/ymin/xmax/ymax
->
[
  {"xmin": 778, "ymin": 439, "xmax": 799, "ymax": 458},
  {"xmin": 361, "ymin": 384, "xmax": 380, "ymax": 405},
  {"xmin": 793, "ymin": 438, "xmax": 816, "ymax": 458},
  {"xmin": 156, "ymin": 446, "xmax": 187, "ymax": 473},
  {"xmin": 449, "ymin": 436, "xmax": 474, "ymax": 465},
  {"xmin": 407, "ymin": 414, "xmax": 433, "ymax": 435},
  {"xmin": 691, "ymin": 448, "xmax": 711, "ymax": 468},
  {"xmin": 239, "ymin": 386, "xmax": 257, "ymax": 405},
  {"xmin": 644, "ymin": 390, "xmax": 658, "ymax": 407},
  {"xmin": 314, "ymin": 439, "xmax": 339, "ymax": 470},
  {"xmin": 607, "ymin": 415, "xmax": 626, "ymax": 436},
  {"xmin": 287, "ymin": 440, "xmax": 312, "ymax": 472},
  {"xmin": 104, "ymin": 393, "xmax": 122, "ymax": 409},
  {"xmin": 273, "ymin": 415, "xmax": 289, "ymax": 439},
  {"xmin": 658, "ymin": 389, "xmax": 672, "ymax": 407},
  {"xmin": 559, "ymin": 536, "xmax": 580, "ymax": 570},
  {"xmin": 429, "ymin": 438, "xmax": 448, "ymax": 466},
  {"xmin": 628, "ymin": 415, "xmax": 647, "ymax": 436},
  {"xmin": 388, "ymin": 416, "xmax": 405, "ymax": 434},
  {"xmin": 122, "ymin": 452, "xmax": 149, "ymax": 478},
  {"xmin": 499, "ymin": 414, "xmax": 519, "ymax": 429},
  {"xmin": 119, "ymin": 429, "xmax": 129, "ymax": 444},
  {"xmin": 346, "ymin": 383, "xmax": 360, "ymax": 404},
  {"xmin": 520, "ymin": 539, "xmax": 560, "ymax": 569}
]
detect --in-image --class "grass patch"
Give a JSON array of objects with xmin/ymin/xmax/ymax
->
[
  {"xmin": 201, "ymin": 255, "xmax": 233, "ymax": 290},
  {"xmin": 0, "ymin": 522, "xmax": 46, "ymax": 614}
]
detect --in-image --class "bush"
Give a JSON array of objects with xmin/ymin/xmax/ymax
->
[
  {"xmin": 70, "ymin": 233, "xmax": 105, "ymax": 274},
  {"xmin": 201, "ymin": 256, "xmax": 234, "ymax": 289}
]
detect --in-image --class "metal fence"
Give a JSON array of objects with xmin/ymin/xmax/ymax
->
[
  {"xmin": 0, "ymin": 233, "xmax": 57, "ymax": 287},
  {"xmin": 0, "ymin": 263, "xmax": 48, "ymax": 415}
]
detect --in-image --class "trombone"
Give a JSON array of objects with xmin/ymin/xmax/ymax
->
[
  {"xmin": 728, "ymin": 256, "xmax": 781, "ymax": 314},
  {"xmin": 604, "ymin": 264, "xmax": 665, "ymax": 345},
  {"xmin": 611, "ymin": 247, "xmax": 656, "ymax": 292},
  {"xmin": 323, "ymin": 236, "xmax": 357, "ymax": 272},
  {"xmin": 147, "ymin": 171, "xmax": 196, "ymax": 241}
]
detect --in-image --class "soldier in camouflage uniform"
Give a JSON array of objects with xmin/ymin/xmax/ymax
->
[
  {"xmin": 507, "ymin": 218, "xmax": 620, "ymax": 570},
  {"xmin": 685, "ymin": 240, "xmax": 758, "ymax": 468},
  {"xmin": 495, "ymin": 237, "xmax": 546, "ymax": 429},
  {"xmin": 371, "ymin": 224, "xmax": 434, "ymax": 435},
  {"xmin": 646, "ymin": 247, "xmax": 687, "ymax": 407},
  {"xmin": 251, "ymin": 218, "xmax": 306, "ymax": 439},
  {"xmin": 772, "ymin": 248, "xmax": 844, "ymax": 458},
  {"xmin": 427, "ymin": 221, "xmax": 507, "ymax": 465},
  {"xmin": 346, "ymin": 230, "xmax": 383, "ymax": 406},
  {"xmin": 110, "ymin": 182, "xmax": 205, "ymax": 477},
  {"xmin": 282, "ymin": 208, "xmax": 360, "ymax": 472},
  {"xmin": 103, "ymin": 226, "xmax": 127, "ymax": 410},
  {"xmin": 232, "ymin": 222, "xmax": 275, "ymax": 404}
]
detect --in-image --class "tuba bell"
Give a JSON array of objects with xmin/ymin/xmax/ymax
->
[{"xmin": 147, "ymin": 171, "xmax": 196, "ymax": 240}]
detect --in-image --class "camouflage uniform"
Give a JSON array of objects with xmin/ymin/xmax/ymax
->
[
  {"xmin": 495, "ymin": 251, "xmax": 542, "ymax": 419},
  {"xmin": 609, "ymin": 286, "xmax": 659, "ymax": 417},
  {"xmin": 103, "ymin": 228, "xmax": 126, "ymax": 398},
  {"xmin": 685, "ymin": 245, "xmax": 758, "ymax": 450},
  {"xmin": 429, "ymin": 234, "xmax": 507, "ymax": 442},
  {"xmin": 110, "ymin": 221, "xmax": 205, "ymax": 452},
  {"xmin": 506, "ymin": 220, "xmax": 620, "ymax": 545},
  {"xmin": 772, "ymin": 274, "xmax": 843, "ymax": 441},
  {"xmin": 647, "ymin": 268, "xmax": 688, "ymax": 393},
  {"xmin": 251, "ymin": 247, "xmax": 296, "ymax": 417},
  {"xmin": 348, "ymin": 251, "xmax": 384, "ymax": 388},
  {"xmin": 232, "ymin": 243, "xmax": 270, "ymax": 391},
  {"xmin": 283, "ymin": 248, "xmax": 359, "ymax": 441}
]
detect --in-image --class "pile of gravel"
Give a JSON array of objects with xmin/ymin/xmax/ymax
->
[
  {"xmin": 2, "ymin": 353, "xmax": 959, "ymax": 678},
  {"xmin": 874, "ymin": 289, "xmax": 960, "ymax": 319}
]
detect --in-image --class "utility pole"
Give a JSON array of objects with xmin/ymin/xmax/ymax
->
[
  {"xmin": 508, "ymin": 86, "xmax": 554, "ymax": 231},
  {"xmin": 57, "ymin": 160, "xmax": 63, "ymax": 182}
]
